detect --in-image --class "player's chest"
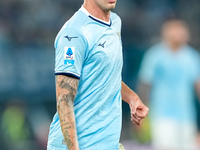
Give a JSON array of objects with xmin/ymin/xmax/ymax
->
[
  {"xmin": 88, "ymin": 30, "xmax": 122, "ymax": 62},
  {"xmin": 155, "ymin": 55, "xmax": 196, "ymax": 82}
]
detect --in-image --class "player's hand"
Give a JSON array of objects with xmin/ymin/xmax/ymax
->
[{"xmin": 129, "ymin": 95, "xmax": 149, "ymax": 125}]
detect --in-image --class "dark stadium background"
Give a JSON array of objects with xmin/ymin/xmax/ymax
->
[{"xmin": 0, "ymin": 0, "xmax": 200, "ymax": 149}]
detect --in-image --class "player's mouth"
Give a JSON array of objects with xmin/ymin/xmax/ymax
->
[{"xmin": 108, "ymin": 0, "xmax": 116, "ymax": 3}]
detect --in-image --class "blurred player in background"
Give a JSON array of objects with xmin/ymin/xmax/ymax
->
[
  {"xmin": 138, "ymin": 19, "xmax": 200, "ymax": 150},
  {"xmin": 47, "ymin": 0, "xmax": 149, "ymax": 150}
]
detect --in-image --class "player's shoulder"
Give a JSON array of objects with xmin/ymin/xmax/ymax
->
[
  {"xmin": 185, "ymin": 45, "xmax": 198, "ymax": 54},
  {"xmin": 184, "ymin": 45, "xmax": 200, "ymax": 60},
  {"xmin": 64, "ymin": 9, "xmax": 88, "ymax": 31},
  {"xmin": 54, "ymin": 10, "xmax": 89, "ymax": 48},
  {"xmin": 146, "ymin": 42, "xmax": 164, "ymax": 56},
  {"xmin": 58, "ymin": 10, "xmax": 88, "ymax": 36},
  {"xmin": 141, "ymin": 42, "xmax": 168, "ymax": 64},
  {"xmin": 111, "ymin": 12, "xmax": 122, "ymax": 24},
  {"xmin": 111, "ymin": 12, "xmax": 121, "ymax": 20}
]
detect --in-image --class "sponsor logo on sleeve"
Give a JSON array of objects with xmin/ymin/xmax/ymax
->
[{"xmin": 64, "ymin": 47, "xmax": 75, "ymax": 65}]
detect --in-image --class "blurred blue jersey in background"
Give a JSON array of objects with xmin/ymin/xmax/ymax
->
[{"xmin": 139, "ymin": 42, "xmax": 200, "ymax": 122}]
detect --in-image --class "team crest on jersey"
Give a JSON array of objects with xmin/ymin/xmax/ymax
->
[{"xmin": 64, "ymin": 47, "xmax": 75, "ymax": 65}]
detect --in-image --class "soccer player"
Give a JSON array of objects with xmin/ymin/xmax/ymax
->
[
  {"xmin": 47, "ymin": 0, "xmax": 149, "ymax": 149},
  {"xmin": 139, "ymin": 19, "xmax": 200, "ymax": 150}
]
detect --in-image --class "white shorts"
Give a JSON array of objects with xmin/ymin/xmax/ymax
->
[{"xmin": 151, "ymin": 118, "xmax": 198, "ymax": 150}]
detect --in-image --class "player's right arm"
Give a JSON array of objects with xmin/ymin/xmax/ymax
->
[
  {"xmin": 56, "ymin": 75, "xmax": 79, "ymax": 150},
  {"xmin": 54, "ymin": 27, "xmax": 87, "ymax": 149}
]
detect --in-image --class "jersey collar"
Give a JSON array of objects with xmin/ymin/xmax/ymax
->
[{"xmin": 80, "ymin": 6, "xmax": 112, "ymax": 27}]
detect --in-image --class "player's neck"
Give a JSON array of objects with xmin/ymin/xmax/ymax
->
[
  {"xmin": 166, "ymin": 42, "xmax": 183, "ymax": 52},
  {"xmin": 83, "ymin": 2, "xmax": 111, "ymax": 22}
]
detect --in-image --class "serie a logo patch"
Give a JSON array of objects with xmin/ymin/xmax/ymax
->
[{"xmin": 64, "ymin": 47, "xmax": 75, "ymax": 65}]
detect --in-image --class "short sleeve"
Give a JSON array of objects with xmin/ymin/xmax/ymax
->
[
  {"xmin": 55, "ymin": 28, "xmax": 87, "ymax": 79},
  {"xmin": 138, "ymin": 49, "xmax": 158, "ymax": 84}
]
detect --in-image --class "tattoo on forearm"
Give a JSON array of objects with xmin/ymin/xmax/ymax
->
[
  {"xmin": 58, "ymin": 93, "xmax": 75, "ymax": 109},
  {"xmin": 56, "ymin": 75, "xmax": 79, "ymax": 149},
  {"xmin": 64, "ymin": 130, "xmax": 73, "ymax": 149},
  {"xmin": 71, "ymin": 122, "xmax": 76, "ymax": 129}
]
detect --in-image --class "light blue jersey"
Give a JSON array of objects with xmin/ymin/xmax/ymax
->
[
  {"xmin": 139, "ymin": 43, "xmax": 200, "ymax": 123},
  {"xmin": 48, "ymin": 6, "xmax": 123, "ymax": 150}
]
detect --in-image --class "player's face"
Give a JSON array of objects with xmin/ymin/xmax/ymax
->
[
  {"xmin": 93, "ymin": 0, "xmax": 117, "ymax": 11},
  {"xmin": 163, "ymin": 22, "xmax": 189, "ymax": 48}
]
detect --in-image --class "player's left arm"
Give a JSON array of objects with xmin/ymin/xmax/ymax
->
[{"xmin": 121, "ymin": 81, "xmax": 149, "ymax": 125}]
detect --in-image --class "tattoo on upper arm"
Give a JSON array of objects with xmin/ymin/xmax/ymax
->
[{"xmin": 56, "ymin": 75, "xmax": 79, "ymax": 108}]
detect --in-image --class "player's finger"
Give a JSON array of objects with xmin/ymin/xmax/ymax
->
[
  {"xmin": 132, "ymin": 113, "xmax": 142, "ymax": 122},
  {"xmin": 131, "ymin": 116, "xmax": 139, "ymax": 125},
  {"xmin": 131, "ymin": 113, "xmax": 142, "ymax": 121},
  {"xmin": 135, "ymin": 111, "xmax": 146, "ymax": 119},
  {"xmin": 131, "ymin": 115, "xmax": 141, "ymax": 125},
  {"xmin": 131, "ymin": 117, "xmax": 141, "ymax": 125}
]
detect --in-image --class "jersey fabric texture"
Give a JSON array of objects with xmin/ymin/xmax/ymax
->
[
  {"xmin": 139, "ymin": 42, "xmax": 200, "ymax": 123},
  {"xmin": 47, "ymin": 6, "xmax": 123, "ymax": 150}
]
